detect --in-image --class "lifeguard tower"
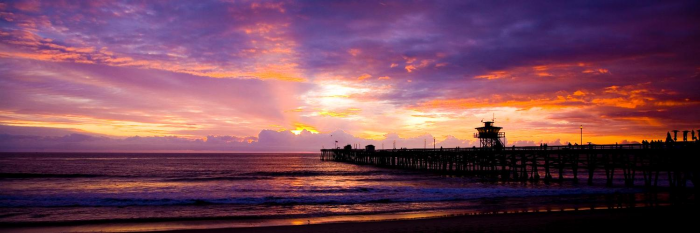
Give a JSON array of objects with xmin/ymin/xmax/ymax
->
[{"xmin": 474, "ymin": 119, "xmax": 506, "ymax": 148}]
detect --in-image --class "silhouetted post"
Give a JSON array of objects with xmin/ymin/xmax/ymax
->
[
  {"xmin": 532, "ymin": 149, "xmax": 540, "ymax": 181},
  {"xmin": 557, "ymin": 146, "xmax": 564, "ymax": 181},
  {"xmin": 572, "ymin": 152, "xmax": 579, "ymax": 183},
  {"xmin": 587, "ymin": 151, "xmax": 596, "ymax": 185},
  {"xmin": 672, "ymin": 130, "xmax": 679, "ymax": 142}
]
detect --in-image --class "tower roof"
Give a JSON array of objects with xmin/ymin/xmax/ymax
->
[{"xmin": 476, "ymin": 121, "xmax": 501, "ymax": 130}]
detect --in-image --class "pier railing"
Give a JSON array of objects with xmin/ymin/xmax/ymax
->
[{"xmin": 337, "ymin": 143, "xmax": 673, "ymax": 152}]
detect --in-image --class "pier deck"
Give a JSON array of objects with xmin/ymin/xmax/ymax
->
[{"xmin": 321, "ymin": 143, "xmax": 699, "ymax": 188}]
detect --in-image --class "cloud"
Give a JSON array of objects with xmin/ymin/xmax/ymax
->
[
  {"xmin": 0, "ymin": 0, "xmax": 304, "ymax": 81},
  {"xmin": 0, "ymin": 125, "xmax": 482, "ymax": 152},
  {"xmin": 0, "ymin": 0, "xmax": 698, "ymax": 150},
  {"xmin": 0, "ymin": 58, "xmax": 312, "ymax": 137}
]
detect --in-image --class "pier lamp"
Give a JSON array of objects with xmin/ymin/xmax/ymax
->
[{"xmin": 580, "ymin": 125, "xmax": 583, "ymax": 145}]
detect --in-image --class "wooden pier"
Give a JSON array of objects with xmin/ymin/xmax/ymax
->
[{"xmin": 321, "ymin": 142, "xmax": 699, "ymax": 188}]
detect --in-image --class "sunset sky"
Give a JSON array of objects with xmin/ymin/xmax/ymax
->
[{"xmin": 1, "ymin": 0, "xmax": 699, "ymax": 151}]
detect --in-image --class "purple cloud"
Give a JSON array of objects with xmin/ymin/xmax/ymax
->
[{"xmin": 0, "ymin": 0, "xmax": 698, "ymax": 150}]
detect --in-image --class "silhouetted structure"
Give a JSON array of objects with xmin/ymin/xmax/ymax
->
[
  {"xmin": 474, "ymin": 120, "xmax": 505, "ymax": 148},
  {"xmin": 322, "ymin": 123, "xmax": 699, "ymax": 189},
  {"xmin": 672, "ymin": 130, "xmax": 679, "ymax": 141}
]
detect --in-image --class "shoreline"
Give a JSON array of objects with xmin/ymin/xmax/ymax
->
[
  {"xmin": 1, "ymin": 205, "xmax": 694, "ymax": 233},
  {"xmin": 153, "ymin": 206, "xmax": 698, "ymax": 233}
]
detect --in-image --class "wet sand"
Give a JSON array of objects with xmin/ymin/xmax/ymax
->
[{"xmin": 153, "ymin": 206, "xmax": 696, "ymax": 233}]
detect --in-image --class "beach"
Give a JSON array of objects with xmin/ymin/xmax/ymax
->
[
  {"xmin": 155, "ymin": 206, "xmax": 695, "ymax": 233},
  {"xmin": 2, "ymin": 206, "xmax": 696, "ymax": 233}
]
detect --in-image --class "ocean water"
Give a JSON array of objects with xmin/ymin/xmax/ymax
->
[{"xmin": 0, "ymin": 153, "xmax": 662, "ymax": 230}]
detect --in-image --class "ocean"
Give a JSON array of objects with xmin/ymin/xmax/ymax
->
[{"xmin": 0, "ymin": 153, "xmax": 668, "ymax": 232}]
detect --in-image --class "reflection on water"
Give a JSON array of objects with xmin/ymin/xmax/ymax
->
[{"xmin": 0, "ymin": 153, "xmax": 694, "ymax": 232}]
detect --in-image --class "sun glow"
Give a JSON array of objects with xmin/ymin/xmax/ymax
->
[{"xmin": 291, "ymin": 123, "xmax": 319, "ymax": 135}]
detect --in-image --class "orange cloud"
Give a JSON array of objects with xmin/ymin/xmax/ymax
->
[
  {"xmin": 573, "ymin": 90, "xmax": 587, "ymax": 96},
  {"xmin": 348, "ymin": 48, "xmax": 361, "ymax": 56},
  {"xmin": 317, "ymin": 108, "xmax": 361, "ymax": 118},
  {"xmin": 291, "ymin": 123, "xmax": 319, "ymax": 134},
  {"xmin": 413, "ymin": 83, "xmax": 697, "ymax": 112},
  {"xmin": 606, "ymin": 116, "xmax": 663, "ymax": 127},
  {"xmin": 475, "ymin": 71, "xmax": 509, "ymax": 79},
  {"xmin": 591, "ymin": 97, "xmax": 646, "ymax": 108},
  {"xmin": 405, "ymin": 64, "xmax": 416, "ymax": 72},
  {"xmin": 404, "ymin": 58, "xmax": 433, "ymax": 73},
  {"xmin": 582, "ymin": 68, "xmax": 609, "ymax": 74},
  {"xmin": 415, "ymin": 97, "xmax": 574, "ymax": 111},
  {"xmin": 357, "ymin": 73, "xmax": 372, "ymax": 80},
  {"xmin": 473, "ymin": 62, "xmax": 613, "ymax": 81}
]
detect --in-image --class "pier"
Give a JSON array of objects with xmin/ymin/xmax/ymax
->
[{"xmin": 321, "ymin": 121, "xmax": 699, "ymax": 188}]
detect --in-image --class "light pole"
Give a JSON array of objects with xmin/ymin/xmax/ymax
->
[{"xmin": 580, "ymin": 125, "xmax": 583, "ymax": 145}]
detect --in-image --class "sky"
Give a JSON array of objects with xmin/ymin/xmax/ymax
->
[{"xmin": 1, "ymin": 0, "xmax": 699, "ymax": 152}]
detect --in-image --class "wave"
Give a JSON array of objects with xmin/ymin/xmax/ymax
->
[
  {"xmin": 0, "ymin": 173, "xmax": 105, "ymax": 179},
  {"xmin": 240, "ymin": 170, "xmax": 392, "ymax": 177},
  {"xmin": 0, "ymin": 196, "xmax": 445, "ymax": 207},
  {"xmin": 0, "ymin": 170, "xmax": 398, "ymax": 181},
  {"xmin": 0, "ymin": 186, "xmax": 634, "ymax": 208},
  {"xmin": 164, "ymin": 176, "xmax": 274, "ymax": 182},
  {"xmin": 162, "ymin": 171, "xmax": 395, "ymax": 182}
]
